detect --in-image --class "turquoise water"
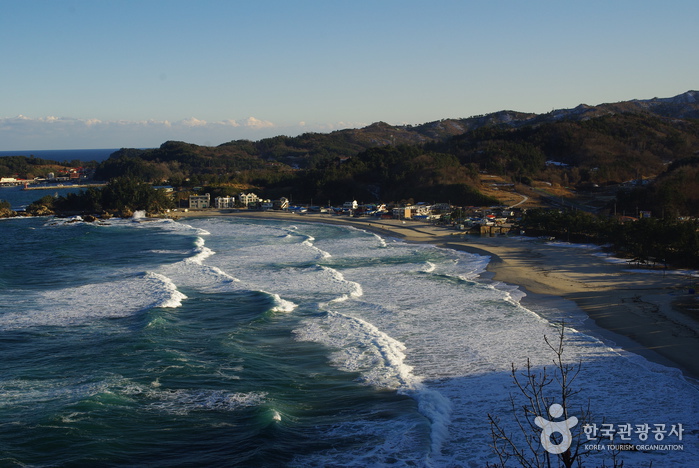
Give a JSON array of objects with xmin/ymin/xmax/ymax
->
[{"xmin": 0, "ymin": 215, "xmax": 697, "ymax": 466}]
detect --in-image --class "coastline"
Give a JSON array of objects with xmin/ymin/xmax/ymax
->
[{"xmin": 172, "ymin": 209, "xmax": 699, "ymax": 381}]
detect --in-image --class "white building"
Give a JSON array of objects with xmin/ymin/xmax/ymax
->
[
  {"xmin": 343, "ymin": 200, "xmax": 358, "ymax": 210},
  {"xmin": 238, "ymin": 192, "xmax": 260, "ymax": 207},
  {"xmin": 215, "ymin": 196, "xmax": 235, "ymax": 209},
  {"xmin": 412, "ymin": 204, "xmax": 433, "ymax": 217},
  {"xmin": 274, "ymin": 197, "xmax": 289, "ymax": 210},
  {"xmin": 189, "ymin": 193, "xmax": 210, "ymax": 209}
]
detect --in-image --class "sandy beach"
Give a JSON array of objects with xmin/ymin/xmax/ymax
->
[{"xmin": 173, "ymin": 209, "xmax": 699, "ymax": 380}]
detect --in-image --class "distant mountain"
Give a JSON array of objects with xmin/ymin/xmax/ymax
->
[
  {"xmin": 94, "ymin": 91, "xmax": 698, "ymax": 176},
  {"xmin": 231, "ymin": 90, "xmax": 699, "ymax": 167},
  {"xmin": 610, "ymin": 90, "xmax": 699, "ymax": 119},
  {"xmin": 470, "ymin": 90, "xmax": 699, "ymax": 127},
  {"xmin": 91, "ymin": 90, "xmax": 699, "ymax": 211}
]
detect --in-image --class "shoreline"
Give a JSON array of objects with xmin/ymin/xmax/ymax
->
[{"xmin": 173, "ymin": 209, "xmax": 699, "ymax": 381}]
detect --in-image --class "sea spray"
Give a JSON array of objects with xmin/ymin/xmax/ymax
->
[
  {"xmin": 2, "ymin": 216, "xmax": 697, "ymax": 467},
  {"xmin": 319, "ymin": 265, "xmax": 363, "ymax": 302},
  {"xmin": 302, "ymin": 235, "xmax": 332, "ymax": 259},
  {"xmin": 265, "ymin": 292, "xmax": 299, "ymax": 313},
  {"xmin": 186, "ymin": 236, "xmax": 215, "ymax": 265},
  {"xmin": 0, "ymin": 272, "xmax": 187, "ymax": 329},
  {"xmin": 145, "ymin": 272, "xmax": 188, "ymax": 308},
  {"xmin": 294, "ymin": 311, "xmax": 452, "ymax": 457}
]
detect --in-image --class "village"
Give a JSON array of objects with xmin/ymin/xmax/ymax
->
[
  {"xmin": 182, "ymin": 191, "xmax": 518, "ymax": 235},
  {"xmin": 0, "ymin": 166, "xmax": 102, "ymax": 189}
]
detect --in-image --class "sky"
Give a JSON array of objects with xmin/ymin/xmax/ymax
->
[{"xmin": 1, "ymin": 0, "xmax": 697, "ymax": 151}]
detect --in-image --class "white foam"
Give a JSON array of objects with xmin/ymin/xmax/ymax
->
[
  {"xmin": 152, "ymin": 217, "xmax": 699, "ymax": 465},
  {"xmin": 0, "ymin": 376, "xmax": 266, "ymax": 417},
  {"xmin": 186, "ymin": 236, "xmax": 215, "ymax": 265},
  {"xmin": 0, "ymin": 377, "xmax": 110, "ymax": 407},
  {"xmin": 147, "ymin": 272, "xmax": 187, "ymax": 308},
  {"xmin": 301, "ymin": 234, "xmax": 332, "ymax": 259},
  {"xmin": 266, "ymin": 292, "xmax": 298, "ymax": 313},
  {"xmin": 0, "ymin": 272, "xmax": 187, "ymax": 329},
  {"xmin": 155, "ymin": 234, "xmax": 242, "ymax": 293},
  {"xmin": 294, "ymin": 311, "xmax": 452, "ymax": 456},
  {"xmin": 320, "ymin": 266, "xmax": 363, "ymax": 302},
  {"xmin": 143, "ymin": 389, "xmax": 267, "ymax": 415}
]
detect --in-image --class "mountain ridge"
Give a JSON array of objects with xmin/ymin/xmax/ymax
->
[
  {"xmin": 250, "ymin": 90, "xmax": 699, "ymax": 163},
  {"xmin": 85, "ymin": 89, "xmax": 699, "ymax": 214}
]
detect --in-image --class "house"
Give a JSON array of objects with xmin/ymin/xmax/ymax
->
[
  {"xmin": 412, "ymin": 204, "xmax": 433, "ymax": 217},
  {"xmin": 189, "ymin": 193, "xmax": 210, "ymax": 209},
  {"xmin": 393, "ymin": 206, "xmax": 412, "ymax": 219},
  {"xmin": 238, "ymin": 192, "xmax": 260, "ymax": 207},
  {"xmin": 0, "ymin": 177, "xmax": 20, "ymax": 186},
  {"xmin": 273, "ymin": 197, "xmax": 289, "ymax": 210},
  {"xmin": 431, "ymin": 203, "xmax": 452, "ymax": 214},
  {"xmin": 215, "ymin": 196, "xmax": 235, "ymax": 209},
  {"xmin": 343, "ymin": 200, "xmax": 358, "ymax": 210}
]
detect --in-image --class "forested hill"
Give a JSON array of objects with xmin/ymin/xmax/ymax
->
[
  {"xmin": 95, "ymin": 110, "xmax": 538, "ymax": 180},
  {"xmin": 87, "ymin": 90, "xmax": 699, "ymax": 211}
]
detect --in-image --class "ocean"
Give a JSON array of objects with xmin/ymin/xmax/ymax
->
[
  {"xmin": 0, "ymin": 214, "xmax": 697, "ymax": 467},
  {"xmin": 1, "ymin": 185, "xmax": 88, "ymax": 211}
]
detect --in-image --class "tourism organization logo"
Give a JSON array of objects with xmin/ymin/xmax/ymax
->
[
  {"xmin": 534, "ymin": 403, "xmax": 686, "ymax": 454},
  {"xmin": 535, "ymin": 403, "xmax": 578, "ymax": 454}
]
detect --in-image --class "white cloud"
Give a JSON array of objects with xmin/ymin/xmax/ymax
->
[
  {"xmin": 215, "ymin": 119, "xmax": 241, "ymax": 127},
  {"xmin": 242, "ymin": 116, "xmax": 275, "ymax": 128},
  {"xmin": 179, "ymin": 117, "xmax": 208, "ymax": 127},
  {"xmin": 0, "ymin": 114, "xmax": 282, "ymax": 150},
  {"xmin": 0, "ymin": 114, "xmax": 376, "ymax": 150}
]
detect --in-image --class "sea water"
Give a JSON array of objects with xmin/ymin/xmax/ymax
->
[
  {"xmin": 0, "ymin": 215, "xmax": 696, "ymax": 467},
  {"xmin": 0, "ymin": 185, "xmax": 88, "ymax": 211}
]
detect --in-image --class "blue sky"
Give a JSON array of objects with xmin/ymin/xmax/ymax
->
[{"xmin": 1, "ymin": 0, "xmax": 697, "ymax": 150}]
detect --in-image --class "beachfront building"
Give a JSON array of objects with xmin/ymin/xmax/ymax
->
[
  {"xmin": 412, "ymin": 204, "xmax": 433, "ymax": 217},
  {"xmin": 431, "ymin": 203, "xmax": 452, "ymax": 214},
  {"xmin": 393, "ymin": 206, "xmax": 412, "ymax": 219},
  {"xmin": 274, "ymin": 197, "xmax": 289, "ymax": 210},
  {"xmin": 238, "ymin": 192, "xmax": 260, "ymax": 207},
  {"xmin": 0, "ymin": 177, "xmax": 22, "ymax": 186},
  {"xmin": 215, "ymin": 196, "xmax": 235, "ymax": 209},
  {"xmin": 189, "ymin": 193, "xmax": 210, "ymax": 209},
  {"xmin": 343, "ymin": 200, "xmax": 358, "ymax": 211}
]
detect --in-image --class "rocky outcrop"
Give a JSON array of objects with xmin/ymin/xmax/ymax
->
[
  {"xmin": 0, "ymin": 207, "xmax": 17, "ymax": 218},
  {"xmin": 26, "ymin": 205, "xmax": 54, "ymax": 216}
]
